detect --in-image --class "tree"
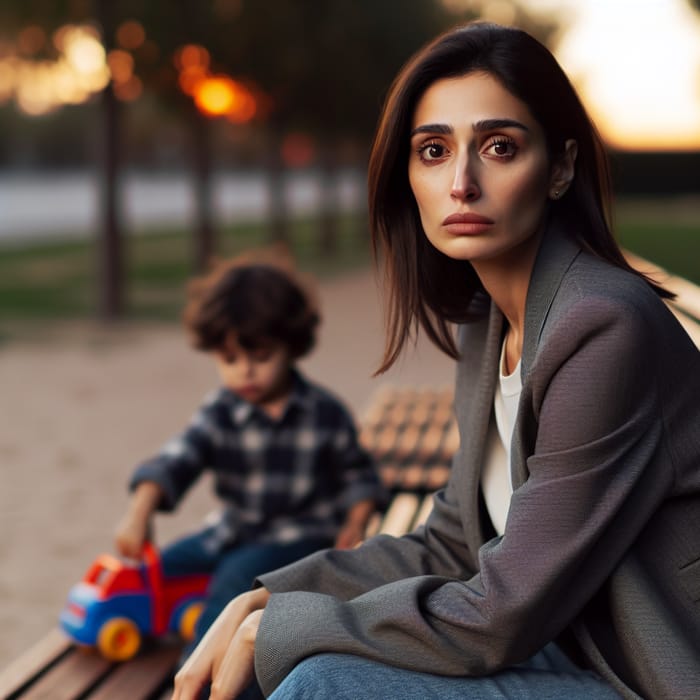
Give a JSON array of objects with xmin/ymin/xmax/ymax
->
[
  {"xmin": 199, "ymin": 0, "xmax": 557, "ymax": 255},
  {"xmin": 201, "ymin": 1, "xmax": 475, "ymax": 253},
  {"xmin": 95, "ymin": 0, "xmax": 124, "ymax": 319},
  {"xmin": 84, "ymin": 1, "xmax": 468, "ymax": 256},
  {"xmin": 0, "ymin": 0, "xmax": 127, "ymax": 319},
  {"xmin": 1, "ymin": 0, "xmax": 561, "ymax": 317}
]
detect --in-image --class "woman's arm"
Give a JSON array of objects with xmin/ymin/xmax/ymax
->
[
  {"xmin": 171, "ymin": 293, "xmax": 677, "ymax": 699},
  {"xmin": 170, "ymin": 486, "xmax": 475, "ymax": 700},
  {"xmin": 252, "ymin": 297, "xmax": 672, "ymax": 695},
  {"xmin": 259, "ymin": 474, "xmax": 477, "ymax": 598}
]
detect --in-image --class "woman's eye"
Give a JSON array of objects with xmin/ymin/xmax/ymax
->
[
  {"xmin": 417, "ymin": 142, "xmax": 447, "ymax": 162},
  {"xmin": 484, "ymin": 137, "xmax": 517, "ymax": 158}
]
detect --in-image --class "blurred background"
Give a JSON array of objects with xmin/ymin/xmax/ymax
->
[
  {"xmin": 0, "ymin": 0, "xmax": 699, "ymax": 326},
  {"xmin": 1, "ymin": 0, "xmax": 699, "ymax": 665}
]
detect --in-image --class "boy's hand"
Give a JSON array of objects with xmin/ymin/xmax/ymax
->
[
  {"xmin": 334, "ymin": 498, "xmax": 376, "ymax": 549},
  {"xmin": 114, "ymin": 481, "xmax": 163, "ymax": 559},
  {"xmin": 334, "ymin": 521, "xmax": 366, "ymax": 549},
  {"xmin": 114, "ymin": 513, "xmax": 150, "ymax": 560}
]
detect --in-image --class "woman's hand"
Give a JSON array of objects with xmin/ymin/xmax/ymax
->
[{"xmin": 172, "ymin": 587, "xmax": 271, "ymax": 700}]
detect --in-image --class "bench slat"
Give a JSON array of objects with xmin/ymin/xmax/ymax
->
[
  {"xmin": 625, "ymin": 251, "xmax": 700, "ymax": 322},
  {"xmin": 414, "ymin": 494, "xmax": 435, "ymax": 529},
  {"xmin": 19, "ymin": 647, "xmax": 112, "ymax": 700},
  {"xmin": 88, "ymin": 642, "xmax": 181, "ymax": 700},
  {"xmin": 377, "ymin": 493, "xmax": 422, "ymax": 537},
  {"xmin": 0, "ymin": 629, "xmax": 72, "ymax": 699}
]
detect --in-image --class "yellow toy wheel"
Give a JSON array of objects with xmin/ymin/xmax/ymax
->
[
  {"xmin": 178, "ymin": 601, "xmax": 204, "ymax": 641},
  {"xmin": 97, "ymin": 617, "xmax": 141, "ymax": 661}
]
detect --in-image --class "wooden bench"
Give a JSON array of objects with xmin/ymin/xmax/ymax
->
[
  {"xmin": 0, "ymin": 386, "xmax": 457, "ymax": 700},
  {"xmin": 3, "ymin": 254, "xmax": 698, "ymax": 700},
  {"xmin": 625, "ymin": 251, "xmax": 700, "ymax": 345},
  {"xmin": 360, "ymin": 385, "xmax": 456, "ymax": 538}
]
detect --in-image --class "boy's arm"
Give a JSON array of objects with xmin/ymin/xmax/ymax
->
[
  {"xmin": 115, "ymin": 481, "xmax": 164, "ymax": 559},
  {"xmin": 129, "ymin": 396, "xmax": 220, "ymax": 511},
  {"xmin": 329, "ymin": 404, "xmax": 388, "ymax": 548},
  {"xmin": 334, "ymin": 498, "xmax": 375, "ymax": 549}
]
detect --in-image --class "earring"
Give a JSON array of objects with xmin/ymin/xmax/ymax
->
[{"xmin": 552, "ymin": 189, "xmax": 561, "ymax": 200}]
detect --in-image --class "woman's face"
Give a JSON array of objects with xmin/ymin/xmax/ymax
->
[{"xmin": 408, "ymin": 71, "xmax": 560, "ymax": 268}]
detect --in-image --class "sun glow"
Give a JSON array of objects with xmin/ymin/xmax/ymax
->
[
  {"xmin": 525, "ymin": 0, "xmax": 700, "ymax": 150},
  {"xmin": 174, "ymin": 44, "xmax": 259, "ymax": 123},
  {"xmin": 0, "ymin": 25, "xmax": 110, "ymax": 115}
]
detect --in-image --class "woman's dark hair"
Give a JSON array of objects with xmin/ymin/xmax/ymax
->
[
  {"xmin": 368, "ymin": 21, "xmax": 672, "ymax": 372},
  {"xmin": 183, "ymin": 260, "xmax": 319, "ymax": 360}
]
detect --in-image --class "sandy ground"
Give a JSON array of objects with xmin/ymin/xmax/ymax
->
[{"xmin": 0, "ymin": 265, "xmax": 456, "ymax": 666}]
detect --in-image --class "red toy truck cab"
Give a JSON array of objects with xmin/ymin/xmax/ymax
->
[{"xmin": 60, "ymin": 543, "xmax": 210, "ymax": 661}]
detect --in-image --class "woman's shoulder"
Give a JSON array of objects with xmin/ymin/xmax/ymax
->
[
  {"xmin": 556, "ymin": 250, "xmax": 671, "ymax": 325},
  {"xmin": 536, "ymin": 250, "xmax": 698, "ymax": 369}
]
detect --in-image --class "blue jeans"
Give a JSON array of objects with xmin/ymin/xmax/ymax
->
[
  {"xmin": 268, "ymin": 643, "xmax": 622, "ymax": 699},
  {"xmin": 160, "ymin": 528, "xmax": 331, "ymax": 655}
]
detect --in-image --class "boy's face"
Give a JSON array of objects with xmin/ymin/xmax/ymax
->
[{"xmin": 214, "ymin": 333, "xmax": 292, "ymax": 407}]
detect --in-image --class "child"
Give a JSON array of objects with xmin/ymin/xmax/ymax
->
[{"xmin": 114, "ymin": 255, "xmax": 385, "ymax": 655}]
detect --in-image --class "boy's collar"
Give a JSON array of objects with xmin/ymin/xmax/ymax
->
[{"xmin": 224, "ymin": 368, "xmax": 312, "ymax": 425}]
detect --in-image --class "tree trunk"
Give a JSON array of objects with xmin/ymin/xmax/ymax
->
[
  {"xmin": 190, "ymin": 106, "xmax": 215, "ymax": 272},
  {"xmin": 318, "ymin": 138, "xmax": 338, "ymax": 258},
  {"xmin": 96, "ymin": 0, "xmax": 123, "ymax": 320},
  {"xmin": 266, "ymin": 118, "xmax": 289, "ymax": 244},
  {"xmin": 179, "ymin": 0, "xmax": 216, "ymax": 272}
]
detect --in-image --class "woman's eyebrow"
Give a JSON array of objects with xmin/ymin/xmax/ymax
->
[
  {"xmin": 410, "ymin": 123, "xmax": 452, "ymax": 137},
  {"xmin": 411, "ymin": 118, "xmax": 529, "ymax": 138},
  {"xmin": 474, "ymin": 118, "xmax": 529, "ymax": 132}
]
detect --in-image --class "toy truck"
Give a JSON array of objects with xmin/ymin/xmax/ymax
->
[{"xmin": 60, "ymin": 542, "xmax": 210, "ymax": 661}]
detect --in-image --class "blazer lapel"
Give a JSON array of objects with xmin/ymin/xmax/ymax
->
[
  {"xmin": 511, "ymin": 229, "xmax": 582, "ymax": 489},
  {"xmin": 454, "ymin": 300, "xmax": 504, "ymax": 552},
  {"xmin": 521, "ymin": 229, "xmax": 582, "ymax": 376}
]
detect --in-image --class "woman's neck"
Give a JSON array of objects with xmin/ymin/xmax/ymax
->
[{"xmin": 471, "ymin": 229, "xmax": 543, "ymax": 369}]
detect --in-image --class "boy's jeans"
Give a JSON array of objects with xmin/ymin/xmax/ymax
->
[{"xmin": 161, "ymin": 527, "xmax": 331, "ymax": 655}]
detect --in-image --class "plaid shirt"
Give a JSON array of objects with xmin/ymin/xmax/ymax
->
[{"xmin": 130, "ymin": 370, "xmax": 384, "ymax": 548}]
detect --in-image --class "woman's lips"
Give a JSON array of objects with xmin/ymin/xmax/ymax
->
[{"xmin": 442, "ymin": 212, "xmax": 494, "ymax": 235}]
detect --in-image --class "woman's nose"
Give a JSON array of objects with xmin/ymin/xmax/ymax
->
[{"xmin": 450, "ymin": 158, "xmax": 481, "ymax": 201}]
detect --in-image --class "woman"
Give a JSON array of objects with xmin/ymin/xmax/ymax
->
[{"xmin": 173, "ymin": 22, "xmax": 700, "ymax": 700}]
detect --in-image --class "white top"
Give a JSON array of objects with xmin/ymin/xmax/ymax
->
[{"xmin": 481, "ymin": 340, "xmax": 522, "ymax": 536}]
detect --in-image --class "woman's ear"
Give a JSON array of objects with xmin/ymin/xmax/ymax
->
[{"xmin": 548, "ymin": 139, "xmax": 578, "ymax": 200}]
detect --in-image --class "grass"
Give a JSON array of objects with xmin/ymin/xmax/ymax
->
[
  {"xmin": 0, "ymin": 214, "xmax": 372, "ymax": 327},
  {"xmin": 617, "ymin": 223, "xmax": 700, "ymax": 286},
  {"xmin": 0, "ymin": 197, "xmax": 698, "ymax": 333}
]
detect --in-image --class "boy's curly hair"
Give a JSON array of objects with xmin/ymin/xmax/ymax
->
[{"xmin": 183, "ymin": 252, "xmax": 320, "ymax": 360}]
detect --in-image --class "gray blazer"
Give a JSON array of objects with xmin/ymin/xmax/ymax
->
[{"xmin": 257, "ymin": 230, "xmax": 700, "ymax": 699}]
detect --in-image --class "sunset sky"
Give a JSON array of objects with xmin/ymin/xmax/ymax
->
[{"xmin": 523, "ymin": 0, "xmax": 700, "ymax": 150}]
